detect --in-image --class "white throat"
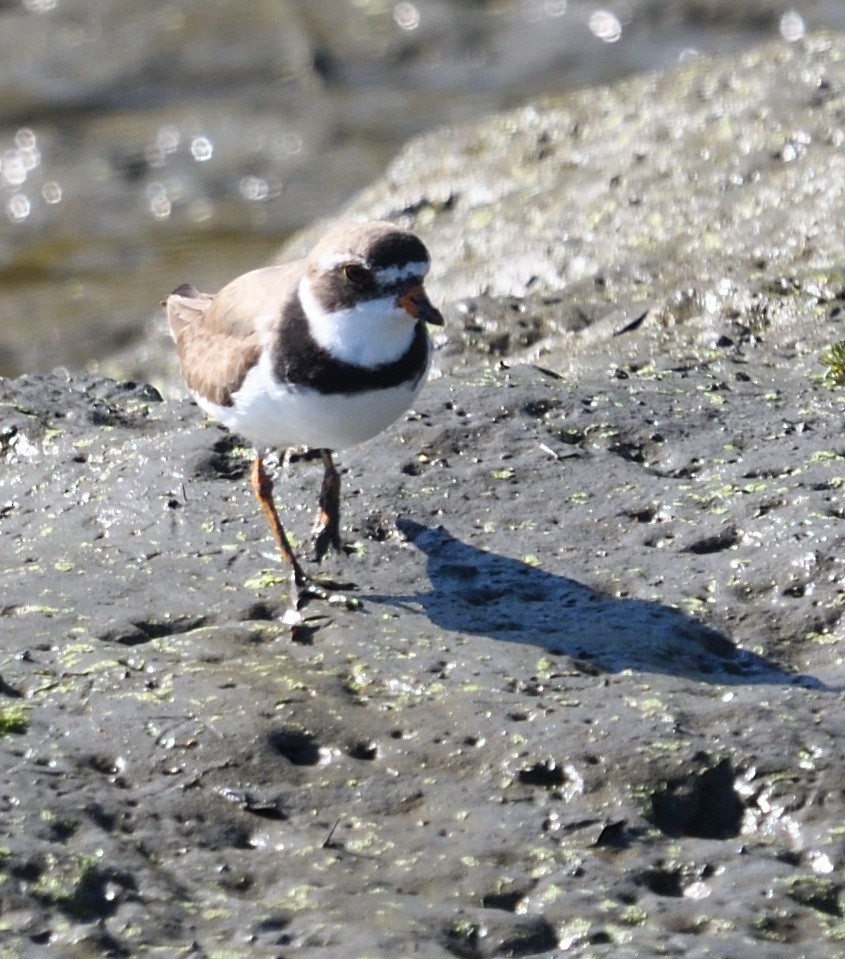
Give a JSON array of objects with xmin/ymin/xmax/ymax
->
[{"xmin": 299, "ymin": 276, "xmax": 417, "ymax": 367}]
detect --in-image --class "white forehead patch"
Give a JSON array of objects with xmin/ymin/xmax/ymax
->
[
  {"xmin": 316, "ymin": 253, "xmax": 429, "ymax": 284},
  {"xmin": 373, "ymin": 261, "xmax": 429, "ymax": 284}
]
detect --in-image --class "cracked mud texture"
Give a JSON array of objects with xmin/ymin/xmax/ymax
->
[{"xmin": 4, "ymin": 33, "xmax": 845, "ymax": 959}]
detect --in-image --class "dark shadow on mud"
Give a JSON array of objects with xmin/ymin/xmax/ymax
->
[{"xmin": 369, "ymin": 519, "xmax": 831, "ymax": 689}]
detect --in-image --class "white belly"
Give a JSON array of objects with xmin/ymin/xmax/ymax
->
[{"xmin": 196, "ymin": 352, "xmax": 428, "ymax": 451}]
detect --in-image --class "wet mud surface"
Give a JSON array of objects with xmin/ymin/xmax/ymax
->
[{"xmin": 2, "ymin": 349, "xmax": 845, "ymax": 956}]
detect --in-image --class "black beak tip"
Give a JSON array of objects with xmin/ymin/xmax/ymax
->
[{"xmin": 425, "ymin": 305, "xmax": 445, "ymax": 327}]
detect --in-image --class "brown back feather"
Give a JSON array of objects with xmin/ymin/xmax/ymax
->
[{"xmin": 165, "ymin": 263, "xmax": 301, "ymax": 406}]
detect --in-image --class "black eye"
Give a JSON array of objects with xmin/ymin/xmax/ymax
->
[{"xmin": 342, "ymin": 263, "xmax": 373, "ymax": 288}]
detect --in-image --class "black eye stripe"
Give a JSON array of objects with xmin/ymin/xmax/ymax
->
[
  {"xmin": 306, "ymin": 255, "xmax": 430, "ymax": 313},
  {"xmin": 339, "ymin": 263, "xmax": 427, "ymax": 296},
  {"xmin": 342, "ymin": 263, "xmax": 374, "ymax": 287}
]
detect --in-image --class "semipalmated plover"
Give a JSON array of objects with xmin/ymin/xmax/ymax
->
[{"xmin": 167, "ymin": 220, "xmax": 443, "ymax": 609}]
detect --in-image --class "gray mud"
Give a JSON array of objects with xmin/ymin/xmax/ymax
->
[
  {"xmin": 2, "ymin": 353, "xmax": 845, "ymax": 956},
  {"xmin": 3, "ymin": 32, "xmax": 845, "ymax": 959}
]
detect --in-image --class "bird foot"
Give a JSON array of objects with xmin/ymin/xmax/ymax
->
[{"xmin": 290, "ymin": 567, "xmax": 359, "ymax": 612}]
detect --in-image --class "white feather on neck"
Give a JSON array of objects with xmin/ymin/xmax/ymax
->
[{"xmin": 299, "ymin": 276, "xmax": 416, "ymax": 368}]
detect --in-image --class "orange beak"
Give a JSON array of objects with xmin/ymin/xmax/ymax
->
[{"xmin": 396, "ymin": 283, "xmax": 444, "ymax": 326}]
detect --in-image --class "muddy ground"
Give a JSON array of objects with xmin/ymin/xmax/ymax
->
[
  {"xmin": 2, "ymin": 347, "xmax": 844, "ymax": 958},
  {"xmin": 3, "ymin": 33, "xmax": 845, "ymax": 959}
]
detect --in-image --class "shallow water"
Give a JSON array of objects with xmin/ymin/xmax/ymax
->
[{"xmin": 1, "ymin": 0, "xmax": 844, "ymax": 376}]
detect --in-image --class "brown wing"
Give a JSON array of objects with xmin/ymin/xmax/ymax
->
[{"xmin": 165, "ymin": 264, "xmax": 300, "ymax": 406}]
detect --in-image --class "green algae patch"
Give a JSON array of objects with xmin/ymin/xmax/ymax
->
[
  {"xmin": 244, "ymin": 569, "xmax": 289, "ymax": 591},
  {"xmin": 0, "ymin": 706, "xmax": 28, "ymax": 736},
  {"xmin": 820, "ymin": 340, "xmax": 845, "ymax": 387}
]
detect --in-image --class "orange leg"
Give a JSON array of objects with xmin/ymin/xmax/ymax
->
[
  {"xmin": 251, "ymin": 453, "xmax": 327, "ymax": 606},
  {"xmin": 313, "ymin": 449, "xmax": 342, "ymax": 562},
  {"xmin": 250, "ymin": 453, "xmax": 358, "ymax": 611}
]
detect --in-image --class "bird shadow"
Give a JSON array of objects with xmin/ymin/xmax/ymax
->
[{"xmin": 366, "ymin": 519, "xmax": 831, "ymax": 689}]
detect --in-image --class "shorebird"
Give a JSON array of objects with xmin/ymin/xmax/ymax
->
[{"xmin": 167, "ymin": 220, "xmax": 443, "ymax": 608}]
